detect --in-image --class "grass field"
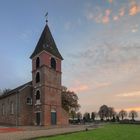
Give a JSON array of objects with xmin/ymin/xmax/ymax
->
[{"xmin": 35, "ymin": 124, "xmax": 140, "ymax": 140}]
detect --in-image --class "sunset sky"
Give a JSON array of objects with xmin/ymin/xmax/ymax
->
[{"xmin": 0, "ymin": 0, "xmax": 140, "ymax": 118}]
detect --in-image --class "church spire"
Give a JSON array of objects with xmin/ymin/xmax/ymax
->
[{"xmin": 30, "ymin": 22, "xmax": 63, "ymax": 60}]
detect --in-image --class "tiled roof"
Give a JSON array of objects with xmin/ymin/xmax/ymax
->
[{"xmin": 30, "ymin": 24, "xmax": 63, "ymax": 60}]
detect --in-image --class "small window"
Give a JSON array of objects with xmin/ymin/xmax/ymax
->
[
  {"xmin": 51, "ymin": 58, "xmax": 56, "ymax": 70},
  {"xmin": 27, "ymin": 97, "xmax": 32, "ymax": 105},
  {"xmin": 46, "ymin": 44, "xmax": 49, "ymax": 48},
  {"xmin": 36, "ymin": 57, "xmax": 40, "ymax": 68},
  {"xmin": 10, "ymin": 102, "xmax": 14, "ymax": 114},
  {"xmin": 36, "ymin": 72, "xmax": 40, "ymax": 83},
  {"xmin": 43, "ymin": 43, "xmax": 49, "ymax": 48}
]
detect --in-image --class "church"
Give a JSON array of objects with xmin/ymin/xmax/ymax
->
[{"xmin": 0, "ymin": 21, "xmax": 69, "ymax": 126}]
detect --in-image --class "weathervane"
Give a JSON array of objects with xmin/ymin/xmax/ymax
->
[{"xmin": 45, "ymin": 12, "xmax": 48, "ymax": 23}]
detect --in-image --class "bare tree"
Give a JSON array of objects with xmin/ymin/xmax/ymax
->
[
  {"xmin": 0, "ymin": 89, "xmax": 2, "ymax": 95},
  {"xmin": 91, "ymin": 112, "xmax": 98, "ymax": 121},
  {"xmin": 77, "ymin": 112, "xmax": 82, "ymax": 120},
  {"xmin": 129, "ymin": 110, "xmax": 138, "ymax": 121},
  {"xmin": 83, "ymin": 112, "xmax": 90, "ymax": 122},
  {"xmin": 119, "ymin": 110, "xmax": 127, "ymax": 120},
  {"xmin": 108, "ymin": 107, "xmax": 116, "ymax": 120},
  {"xmin": 0, "ymin": 88, "xmax": 11, "ymax": 96},
  {"xmin": 3, "ymin": 89, "xmax": 11, "ymax": 95}
]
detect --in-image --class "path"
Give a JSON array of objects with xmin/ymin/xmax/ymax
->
[{"xmin": 0, "ymin": 124, "xmax": 102, "ymax": 140}]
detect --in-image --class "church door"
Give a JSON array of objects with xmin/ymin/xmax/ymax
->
[
  {"xmin": 36, "ymin": 112, "xmax": 41, "ymax": 125},
  {"xmin": 51, "ymin": 109, "xmax": 57, "ymax": 125}
]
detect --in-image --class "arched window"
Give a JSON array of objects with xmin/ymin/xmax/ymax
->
[
  {"xmin": 36, "ymin": 57, "xmax": 40, "ymax": 69},
  {"xmin": 36, "ymin": 72, "xmax": 40, "ymax": 83},
  {"xmin": 36, "ymin": 90, "xmax": 41, "ymax": 104},
  {"xmin": 36, "ymin": 90, "xmax": 40, "ymax": 100},
  {"xmin": 51, "ymin": 58, "xmax": 56, "ymax": 70}
]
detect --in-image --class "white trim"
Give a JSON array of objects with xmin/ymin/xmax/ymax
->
[
  {"xmin": 34, "ymin": 111, "xmax": 42, "ymax": 113},
  {"xmin": 32, "ymin": 50, "xmax": 62, "ymax": 61},
  {"xmin": 35, "ymin": 90, "xmax": 41, "ymax": 105},
  {"xmin": 51, "ymin": 109, "xmax": 56, "ymax": 113}
]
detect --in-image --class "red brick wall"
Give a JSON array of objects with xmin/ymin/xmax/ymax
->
[
  {"xmin": 32, "ymin": 51, "xmax": 68, "ymax": 126},
  {"xmin": 32, "ymin": 51, "xmax": 61, "ymax": 72},
  {"xmin": 0, "ymin": 86, "xmax": 33, "ymax": 126}
]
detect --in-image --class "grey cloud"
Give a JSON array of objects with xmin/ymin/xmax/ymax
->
[{"xmin": 69, "ymin": 42, "xmax": 140, "ymax": 68}]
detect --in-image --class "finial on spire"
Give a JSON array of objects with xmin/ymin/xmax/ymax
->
[{"xmin": 45, "ymin": 12, "xmax": 48, "ymax": 23}]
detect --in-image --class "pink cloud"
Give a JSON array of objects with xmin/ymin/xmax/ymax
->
[
  {"xmin": 105, "ymin": 9, "xmax": 111, "ymax": 16},
  {"xmin": 95, "ymin": 82, "xmax": 111, "ymax": 89},
  {"xmin": 129, "ymin": 4, "xmax": 140, "ymax": 16},
  {"xmin": 119, "ymin": 8, "xmax": 125, "ymax": 17},
  {"xmin": 125, "ymin": 107, "xmax": 140, "ymax": 112},
  {"xmin": 102, "ymin": 16, "xmax": 110, "ymax": 24},
  {"xmin": 70, "ymin": 85, "xmax": 89, "ymax": 93},
  {"xmin": 117, "ymin": 91, "xmax": 140, "ymax": 97},
  {"xmin": 113, "ymin": 16, "xmax": 119, "ymax": 21},
  {"xmin": 102, "ymin": 9, "xmax": 111, "ymax": 24},
  {"xmin": 108, "ymin": 0, "xmax": 113, "ymax": 4}
]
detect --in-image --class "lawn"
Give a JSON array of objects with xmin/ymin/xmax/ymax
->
[{"xmin": 35, "ymin": 124, "xmax": 140, "ymax": 140}]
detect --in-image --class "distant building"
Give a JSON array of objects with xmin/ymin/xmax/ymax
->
[{"xmin": 0, "ymin": 22, "xmax": 68, "ymax": 126}]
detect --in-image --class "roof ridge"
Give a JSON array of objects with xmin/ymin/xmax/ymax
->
[{"xmin": 0, "ymin": 81, "xmax": 32, "ymax": 99}]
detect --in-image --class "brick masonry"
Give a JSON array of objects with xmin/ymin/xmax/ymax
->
[{"xmin": 0, "ymin": 23, "xmax": 69, "ymax": 126}]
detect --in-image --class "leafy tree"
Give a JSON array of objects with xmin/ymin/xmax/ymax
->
[
  {"xmin": 119, "ymin": 110, "xmax": 127, "ymax": 120},
  {"xmin": 91, "ymin": 112, "xmax": 98, "ymax": 121},
  {"xmin": 98, "ymin": 105, "xmax": 109, "ymax": 121},
  {"xmin": 129, "ymin": 110, "xmax": 138, "ymax": 121},
  {"xmin": 61, "ymin": 86, "xmax": 80, "ymax": 113}
]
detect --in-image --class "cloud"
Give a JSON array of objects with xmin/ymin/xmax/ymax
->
[
  {"xmin": 125, "ymin": 107, "xmax": 140, "ymax": 111},
  {"xmin": 69, "ymin": 85, "xmax": 89, "ymax": 93},
  {"xmin": 102, "ymin": 9, "xmax": 111, "ymax": 24},
  {"xmin": 85, "ymin": 1, "xmax": 140, "ymax": 25},
  {"xmin": 102, "ymin": 16, "xmax": 110, "ymax": 24},
  {"xmin": 68, "ymin": 80, "xmax": 90, "ymax": 93},
  {"xmin": 129, "ymin": 4, "xmax": 140, "ymax": 16},
  {"xmin": 85, "ymin": 5, "xmax": 112, "ymax": 24},
  {"xmin": 131, "ymin": 24, "xmax": 139, "ymax": 33},
  {"xmin": 119, "ymin": 8, "xmax": 125, "ymax": 17},
  {"xmin": 108, "ymin": 0, "xmax": 113, "ymax": 4},
  {"xmin": 95, "ymin": 82, "xmax": 111, "ymax": 89},
  {"xmin": 113, "ymin": 16, "xmax": 119, "ymax": 21},
  {"xmin": 117, "ymin": 91, "xmax": 140, "ymax": 97},
  {"xmin": 85, "ymin": 6, "xmax": 103, "ymax": 23}
]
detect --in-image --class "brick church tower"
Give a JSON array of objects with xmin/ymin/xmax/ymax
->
[{"xmin": 30, "ymin": 23, "xmax": 68, "ymax": 126}]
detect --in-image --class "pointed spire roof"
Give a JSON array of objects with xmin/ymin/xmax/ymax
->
[{"xmin": 30, "ymin": 24, "xmax": 63, "ymax": 60}]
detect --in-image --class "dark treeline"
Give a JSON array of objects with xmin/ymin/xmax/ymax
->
[{"xmin": 69, "ymin": 105, "xmax": 139, "ymax": 124}]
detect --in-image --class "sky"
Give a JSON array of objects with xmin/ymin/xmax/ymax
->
[{"xmin": 0, "ymin": 0, "xmax": 140, "ymax": 118}]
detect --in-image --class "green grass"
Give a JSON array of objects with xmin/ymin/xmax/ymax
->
[{"xmin": 35, "ymin": 124, "xmax": 140, "ymax": 140}]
